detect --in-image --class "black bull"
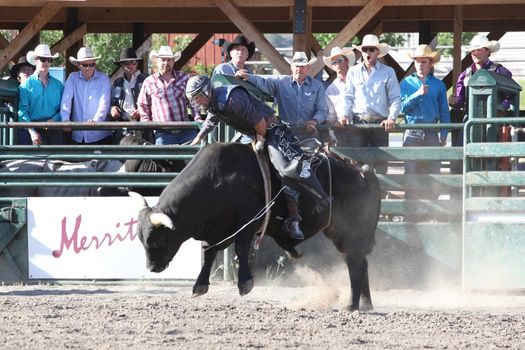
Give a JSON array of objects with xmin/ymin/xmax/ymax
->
[{"xmin": 132, "ymin": 142, "xmax": 381, "ymax": 311}]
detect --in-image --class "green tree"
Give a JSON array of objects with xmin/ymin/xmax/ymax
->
[
  {"xmin": 84, "ymin": 33, "xmax": 132, "ymax": 74},
  {"xmin": 313, "ymin": 33, "xmax": 404, "ymax": 49},
  {"xmin": 437, "ymin": 32, "xmax": 477, "ymax": 57}
]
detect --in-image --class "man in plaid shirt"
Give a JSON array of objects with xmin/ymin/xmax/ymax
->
[{"xmin": 138, "ymin": 46, "xmax": 202, "ymax": 145}]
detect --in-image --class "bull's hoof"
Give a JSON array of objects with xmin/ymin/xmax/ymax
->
[
  {"xmin": 192, "ymin": 284, "xmax": 209, "ymax": 298},
  {"xmin": 360, "ymin": 300, "xmax": 374, "ymax": 311},
  {"xmin": 286, "ymin": 248, "xmax": 303, "ymax": 259},
  {"xmin": 347, "ymin": 304, "xmax": 359, "ymax": 312},
  {"xmin": 238, "ymin": 279, "xmax": 254, "ymax": 296}
]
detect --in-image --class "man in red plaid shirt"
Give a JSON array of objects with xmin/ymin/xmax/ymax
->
[{"xmin": 138, "ymin": 46, "xmax": 202, "ymax": 145}]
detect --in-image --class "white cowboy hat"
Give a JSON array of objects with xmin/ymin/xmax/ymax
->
[
  {"xmin": 468, "ymin": 34, "xmax": 500, "ymax": 53},
  {"xmin": 69, "ymin": 47, "xmax": 100, "ymax": 65},
  {"xmin": 26, "ymin": 44, "xmax": 59, "ymax": 66},
  {"xmin": 285, "ymin": 51, "xmax": 317, "ymax": 66},
  {"xmin": 407, "ymin": 44, "xmax": 441, "ymax": 65},
  {"xmin": 323, "ymin": 46, "xmax": 355, "ymax": 68},
  {"xmin": 353, "ymin": 34, "xmax": 389, "ymax": 57},
  {"xmin": 149, "ymin": 46, "xmax": 182, "ymax": 61}
]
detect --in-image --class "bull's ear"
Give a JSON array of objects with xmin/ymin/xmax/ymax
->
[
  {"xmin": 128, "ymin": 191, "xmax": 149, "ymax": 210},
  {"xmin": 149, "ymin": 212, "xmax": 174, "ymax": 230}
]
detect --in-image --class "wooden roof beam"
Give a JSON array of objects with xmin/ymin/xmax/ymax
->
[
  {"xmin": 309, "ymin": 0, "xmax": 385, "ymax": 77},
  {"xmin": 50, "ymin": 23, "xmax": 87, "ymax": 55},
  {"xmin": 174, "ymin": 33, "xmax": 214, "ymax": 71},
  {"xmin": 215, "ymin": 0, "xmax": 290, "ymax": 74},
  {"xmin": 0, "ymin": 2, "xmax": 63, "ymax": 70}
]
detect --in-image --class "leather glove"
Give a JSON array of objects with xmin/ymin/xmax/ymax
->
[{"xmin": 255, "ymin": 134, "xmax": 266, "ymax": 152}]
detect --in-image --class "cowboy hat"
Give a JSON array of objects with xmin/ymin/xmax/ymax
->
[
  {"xmin": 149, "ymin": 46, "xmax": 181, "ymax": 61},
  {"xmin": 69, "ymin": 47, "xmax": 100, "ymax": 65},
  {"xmin": 113, "ymin": 47, "xmax": 142, "ymax": 65},
  {"xmin": 224, "ymin": 35, "xmax": 256, "ymax": 60},
  {"xmin": 9, "ymin": 56, "xmax": 35, "ymax": 79},
  {"xmin": 26, "ymin": 44, "xmax": 59, "ymax": 66},
  {"xmin": 323, "ymin": 46, "xmax": 355, "ymax": 68},
  {"xmin": 285, "ymin": 51, "xmax": 317, "ymax": 66},
  {"xmin": 407, "ymin": 44, "xmax": 441, "ymax": 64},
  {"xmin": 468, "ymin": 34, "xmax": 500, "ymax": 53},
  {"xmin": 353, "ymin": 34, "xmax": 389, "ymax": 57}
]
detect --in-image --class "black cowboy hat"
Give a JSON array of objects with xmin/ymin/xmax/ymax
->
[
  {"xmin": 9, "ymin": 56, "xmax": 35, "ymax": 80},
  {"xmin": 224, "ymin": 35, "xmax": 256, "ymax": 60},
  {"xmin": 113, "ymin": 47, "xmax": 141, "ymax": 65}
]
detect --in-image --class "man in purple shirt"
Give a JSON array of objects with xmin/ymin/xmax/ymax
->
[
  {"xmin": 60, "ymin": 47, "xmax": 112, "ymax": 145},
  {"xmin": 449, "ymin": 35, "xmax": 512, "ymax": 147}
]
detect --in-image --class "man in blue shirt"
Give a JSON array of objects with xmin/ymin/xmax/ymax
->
[
  {"xmin": 400, "ymin": 44, "xmax": 450, "ymax": 200},
  {"xmin": 236, "ymin": 51, "xmax": 328, "ymax": 145},
  {"xmin": 61, "ymin": 47, "xmax": 112, "ymax": 145},
  {"xmin": 18, "ymin": 44, "xmax": 64, "ymax": 145},
  {"xmin": 213, "ymin": 35, "xmax": 255, "ymax": 76}
]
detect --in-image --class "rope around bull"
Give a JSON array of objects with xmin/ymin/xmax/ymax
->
[
  {"xmin": 203, "ymin": 186, "xmax": 286, "ymax": 251},
  {"xmin": 202, "ymin": 150, "xmax": 334, "ymax": 252}
]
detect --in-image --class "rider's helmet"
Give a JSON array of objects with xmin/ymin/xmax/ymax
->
[{"xmin": 185, "ymin": 75, "xmax": 212, "ymax": 109}]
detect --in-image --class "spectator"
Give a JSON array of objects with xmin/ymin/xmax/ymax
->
[
  {"xmin": 449, "ymin": 34, "xmax": 512, "ymax": 166},
  {"xmin": 61, "ymin": 47, "xmax": 112, "ymax": 145},
  {"xmin": 9, "ymin": 56, "xmax": 35, "ymax": 84},
  {"xmin": 213, "ymin": 35, "xmax": 256, "ymax": 76},
  {"xmin": 400, "ymin": 44, "xmax": 450, "ymax": 200},
  {"xmin": 187, "ymin": 76, "xmax": 331, "ymax": 240},
  {"xmin": 8, "ymin": 57, "xmax": 35, "ymax": 144},
  {"xmin": 337, "ymin": 34, "xmax": 401, "ymax": 175},
  {"xmin": 236, "ymin": 51, "xmax": 328, "ymax": 146},
  {"xmin": 137, "ymin": 46, "xmax": 201, "ymax": 145},
  {"xmin": 323, "ymin": 46, "xmax": 355, "ymax": 145},
  {"xmin": 110, "ymin": 47, "xmax": 150, "ymax": 143},
  {"xmin": 18, "ymin": 44, "xmax": 64, "ymax": 145}
]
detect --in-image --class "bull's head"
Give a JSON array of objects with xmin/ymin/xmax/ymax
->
[{"xmin": 129, "ymin": 192, "xmax": 183, "ymax": 273}]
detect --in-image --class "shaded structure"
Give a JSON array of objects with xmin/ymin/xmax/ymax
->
[{"xmin": 0, "ymin": 0, "xmax": 523, "ymax": 89}]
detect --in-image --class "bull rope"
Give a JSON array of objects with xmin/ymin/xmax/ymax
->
[{"xmin": 203, "ymin": 186, "xmax": 286, "ymax": 252}]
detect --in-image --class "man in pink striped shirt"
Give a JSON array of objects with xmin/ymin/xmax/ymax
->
[{"xmin": 138, "ymin": 46, "xmax": 202, "ymax": 145}]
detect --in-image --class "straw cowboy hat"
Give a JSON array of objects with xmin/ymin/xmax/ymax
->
[
  {"xmin": 353, "ymin": 34, "xmax": 389, "ymax": 57},
  {"xmin": 468, "ymin": 34, "xmax": 500, "ymax": 53},
  {"xmin": 69, "ymin": 47, "xmax": 100, "ymax": 65},
  {"xmin": 149, "ymin": 46, "xmax": 181, "ymax": 61},
  {"xmin": 407, "ymin": 44, "xmax": 441, "ymax": 65},
  {"xmin": 26, "ymin": 44, "xmax": 59, "ymax": 66},
  {"xmin": 113, "ymin": 47, "xmax": 142, "ymax": 65},
  {"xmin": 9, "ymin": 56, "xmax": 35, "ymax": 79},
  {"xmin": 285, "ymin": 51, "xmax": 317, "ymax": 66},
  {"xmin": 224, "ymin": 35, "xmax": 256, "ymax": 60},
  {"xmin": 323, "ymin": 46, "xmax": 355, "ymax": 68}
]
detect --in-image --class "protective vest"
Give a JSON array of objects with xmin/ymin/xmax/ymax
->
[{"xmin": 111, "ymin": 74, "xmax": 148, "ymax": 110}]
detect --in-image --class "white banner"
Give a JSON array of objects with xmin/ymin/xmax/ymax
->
[{"xmin": 27, "ymin": 197, "xmax": 201, "ymax": 280}]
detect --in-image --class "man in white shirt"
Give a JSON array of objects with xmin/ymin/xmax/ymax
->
[
  {"xmin": 337, "ymin": 34, "xmax": 401, "ymax": 174},
  {"xmin": 323, "ymin": 46, "xmax": 355, "ymax": 145}
]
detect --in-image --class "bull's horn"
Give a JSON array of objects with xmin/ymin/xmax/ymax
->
[
  {"xmin": 149, "ymin": 212, "xmax": 174, "ymax": 230},
  {"xmin": 128, "ymin": 191, "xmax": 149, "ymax": 209}
]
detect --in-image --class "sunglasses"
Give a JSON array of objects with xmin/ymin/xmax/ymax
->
[
  {"xmin": 80, "ymin": 63, "xmax": 96, "ymax": 68},
  {"xmin": 122, "ymin": 61, "xmax": 138, "ymax": 66},
  {"xmin": 37, "ymin": 57, "xmax": 52, "ymax": 63},
  {"xmin": 361, "ymin": 47, "xmax": 378, "ymax": 53},
  {"xmin": 331, "ymin": 57, "xmax": 346, "ymax": 65}
]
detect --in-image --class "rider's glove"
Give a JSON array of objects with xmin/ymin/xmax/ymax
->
[{"xmin": 255, "ymin": 135, "xmax": 266, "ymax": 152}]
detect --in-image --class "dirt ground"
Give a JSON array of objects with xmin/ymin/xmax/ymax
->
[{"xmin": 1, "ymin": 270, "xmax": 525, "ymax": 350}]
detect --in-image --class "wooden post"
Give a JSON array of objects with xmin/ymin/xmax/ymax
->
[
  {"xmin": 292, "ymin": 0, "xmax": 312, "ymax": 58},
  {"xmin": 65, "ymin": 8, "xmax": 83, "ymax": 77},
  {"xmin": 0, "ymin": 1, "xmax": 62, "ymax": 70},
  {"xmin": 452, "ymin": 6, "xmax": 463, "ymax": 91}
]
